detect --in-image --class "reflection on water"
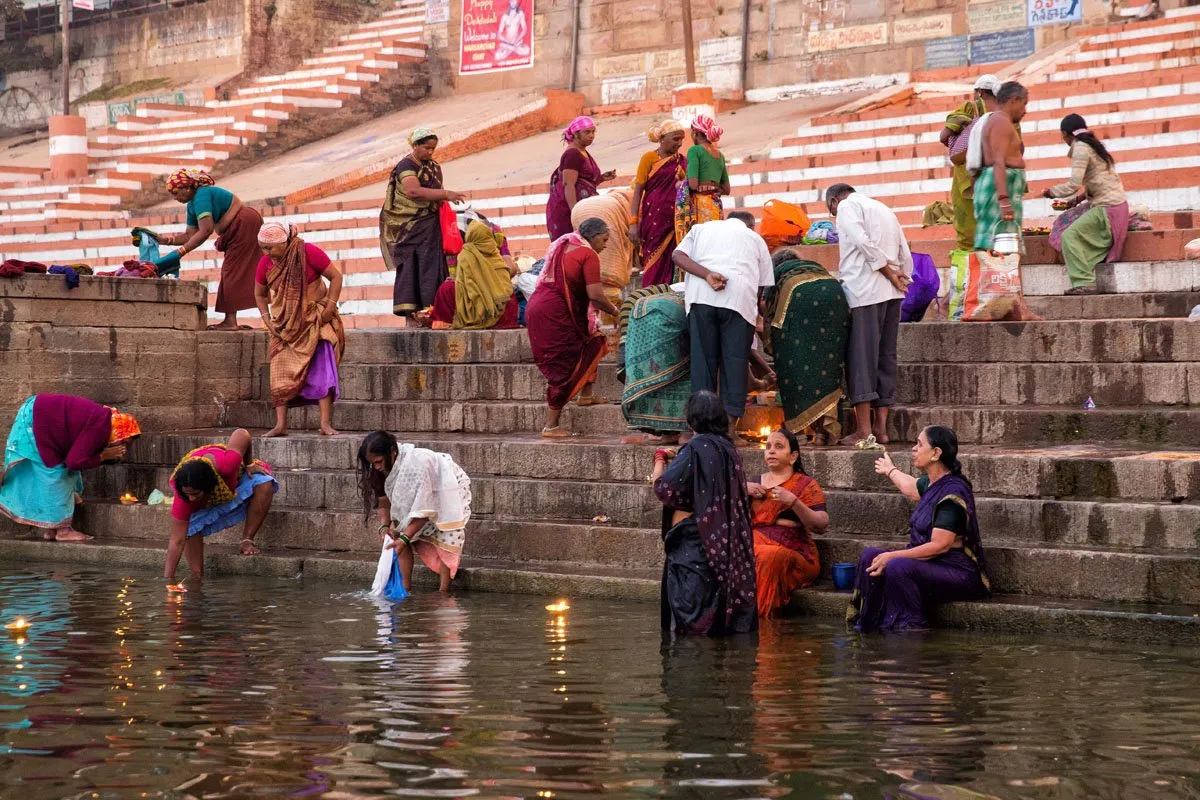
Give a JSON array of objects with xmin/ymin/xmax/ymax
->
[{"xmin": 0, "ymin": 567, "xmax": 1197, "ymax": 798}]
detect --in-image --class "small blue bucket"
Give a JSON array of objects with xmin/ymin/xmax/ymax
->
[{"xmin": 831, "ymin": 562, "xmax": 856, "ymax": 591}]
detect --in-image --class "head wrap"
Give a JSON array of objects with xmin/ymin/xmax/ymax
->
[
  {"xmin": 973, "ymin": 74, "xmax": 1001, "ymax": 94},
  {"xmin": 562, "ymin": 115, "xmax": 596, "ymax": 143},
  {"xmin": 691, "ymin": 114, "xmax": 724, "ymax": 144},
  {"xmin": 408, "ymin": 127, "xmax": 437, "ymax": 146},
  {"xmin": 106, "ymin": 408, "xmax": 141, "ymax": 444},
  {"xmin": 647, "ymin": 119, "xmax": 684, "ymax": 143},
  {"xmin": 257, "ymin": 221, "xmax": 294, "ymax": 246},
  {"xmin": 166, "ymin": 169, "xmax": 215, "ymax": 193}
]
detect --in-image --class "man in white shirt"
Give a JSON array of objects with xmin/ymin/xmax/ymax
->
[
  {"xmin": 827, "ymin": 184, "xmax": 913, "ymax": 446},
  {"xmin": 671, "ymin": 212, "xmax": 775, "ymax": 436}
]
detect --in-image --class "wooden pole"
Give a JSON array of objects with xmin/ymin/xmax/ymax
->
[
  {"xmin": 60, "ymin": 0, "xmax": 70, "ymax": 115},
  {"xmin": 681, "ymin": 0, "xmax": 695, "ymax": 83}
]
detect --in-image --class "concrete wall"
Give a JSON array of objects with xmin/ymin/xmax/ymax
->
[
  {"xmin": 426, "ymin": 0, "xmax": 1116, "ymax": 105},
  {"xmin": 242, "ymin": 0, "xmax": 381, "ymax": 77},
  {"xmin": 0, "ymin": 0, "xmax": 244, "ymax": 132}
]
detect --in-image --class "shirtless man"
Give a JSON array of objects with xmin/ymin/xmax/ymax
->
[{"xmin": 494, "ymin": 0, "xmax": 530, "ymax": 60}]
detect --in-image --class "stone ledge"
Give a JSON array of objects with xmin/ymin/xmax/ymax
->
[{"xmin": 0, "ymin": 274, "xmax": 207, "ymax": 306}]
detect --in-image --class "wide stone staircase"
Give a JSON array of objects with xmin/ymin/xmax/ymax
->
[{"xmin": 0, "ymin": 0, "xmax": 429, "ymax": 226}]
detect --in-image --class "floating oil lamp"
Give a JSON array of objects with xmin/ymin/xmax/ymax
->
[
  {"xmin": 166, "ymin": 583, "xmax": 187, "ymax": 593},
  {"xmin": 119, "ymin": 492, "xmax": 139, "ymax": 505},
  {"xmin": 5, "ymin": 618, "xmax": 30, "ymax": 636},
  {"xmin": 545, "ymin": 600, "xmax": 570, "ymax": 613}
]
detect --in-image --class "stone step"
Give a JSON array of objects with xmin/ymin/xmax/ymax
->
[
  {"xmin": 1021, "ymin": 260, "xmax": 1200, "ymax": 297},
  {"xmin": 888, "ymin": 404, "xmax": 1200, "ymax": 446},
  {"xmin": 115, "ymin": 433, "xmax": 1200, "ymax": 504},
  {"xmin": 1023, "ymin": 291, "xmax": 1200, "ymax": 319},
  {"xmin": 35, "ymin": 505, "xmax": 1200, "ymax": 606}
]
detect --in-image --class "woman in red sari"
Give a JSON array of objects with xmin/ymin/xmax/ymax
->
[
  {"xmin": 746, "ymin": 428, "xmax": 827, "ymax": 617},
  {"xmin": 525, "ymin": 217, "xmax": 621, "ymax": 438},
  {"xmin": 628, "ymin": 119, "xmax": 688, "ymax": 287},
  {"xmin": 545, "ymin": 116, "xmax": 616, "ymax": 240}
]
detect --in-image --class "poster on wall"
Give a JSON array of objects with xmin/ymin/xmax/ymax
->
[
  {"xmin": 427, "ymin": 0, "xmax": 449, "ymax": 25},
  {"xmin": 459, "ymin": 0, "xmax": 535, "ymax": 75},
  {"xmin": 1028, "ymin": 0, "xmax": 1084, "ymax": 26},
  {"xmin": 969, "ymin": 28, "xmax": 1036, "ymax": 63}
]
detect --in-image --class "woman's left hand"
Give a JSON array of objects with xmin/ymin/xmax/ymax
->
[
  {"xmin": 246, "ymin": 463, "xmax": 270, "ymax": 477},
  {"xmin": 867, "ymin": 551, "xmax": 894, "ymax": 577},
  {"xmin": 769, "ymin": 486, "xmax": 797, "ymax": 507},
  {"xmin": 601, "ymin": 169, "xmax": 617, "ymax": 182}
]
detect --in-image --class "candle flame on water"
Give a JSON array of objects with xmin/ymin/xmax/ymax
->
[
  {"xmin": 545, "ymin": 600, "xmax": 570, "ymax": 612},
  {"xmin": 5, "ymin": 618, "xmax": 29, "ymax": 633}
]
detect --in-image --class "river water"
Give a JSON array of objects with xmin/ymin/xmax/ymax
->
[{"xmin": 0, "ymin": 566, "xmax": 1197, "ymax": 799}]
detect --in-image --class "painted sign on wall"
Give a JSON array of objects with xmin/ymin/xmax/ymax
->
[
  {"xmin": 925, "ymin": 35, "xmax": 970, "ymax": 68},
  {"xmin": 1028, "ymin": 0, "xmax": 1084, "ymax": 26},
  {"xmin": 967, "ymin": 0, "xmax": 1028, "ymax": 33},
  {"xmin": 807, "ymin": 22, "xmax": 889, "ymax": 53},
  {"xmin": 893, "ymin": 15, "xmax": 954, "ymax": 43},
  {"xmin": 969, "ymin": 27, "xmax": 1036, "ymax": 63},
  {"xmin": 426, "ymin": 0, "xmax": 449, "ymax": 25},
  {"xmin": 460, "ymin": 0, "xmax": 535, "ymax": 75}
]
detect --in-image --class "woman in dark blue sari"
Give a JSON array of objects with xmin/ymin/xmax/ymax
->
[
  {"xmin": 652, "ymin": 390, "xmax": 757, "ymax": 637},
  {"xmin": 847, "ymin": 425, "xmax": 990, "ymax": 632}
]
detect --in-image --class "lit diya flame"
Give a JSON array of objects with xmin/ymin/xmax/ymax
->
[
  {"xmin": 545, "ymin": 600, "xmax": 570, "ymax": 613},
  {"xmin": 166, "ymin": 584, "xmax": 187, "ymax": 593},
  {"xmin": 5, "ymin": 618, "xmax": 30, "ymax": 634},
  {"xmin": 759, "ymin": 425, "xmax": 772, "ymax": 439},
  {"xmin": 119, "ymin": 492, "xmax": 139, "ymax": 505}
]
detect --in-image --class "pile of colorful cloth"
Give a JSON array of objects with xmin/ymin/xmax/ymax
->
[
  {"xmin": 0, "ymin": 259, "xmax": 94, "ymax": 290},
  {"xmin": 98, "ymin": 261, "xmax": 158, "ymax": 278}
]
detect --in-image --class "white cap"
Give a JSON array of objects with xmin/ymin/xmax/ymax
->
[{"xmin": 973, "ymin": 74, "xmax": 1001, "ymax": 93}]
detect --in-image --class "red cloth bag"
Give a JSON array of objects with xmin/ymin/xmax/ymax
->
[{"xmin": 439, "ymin": 202, "xmax": 463, "ymax": 256}]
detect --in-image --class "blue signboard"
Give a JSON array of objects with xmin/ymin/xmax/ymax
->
[
  {"xmin": 926, "ymin": 35, "xmax": 970, "ymax": 69},
  {"xmin": 969, "ymin": 28, "xmax": 1036, "ymax": 65},
  {"xmin": 1028, "ymin": 0, "xmax": 1083, "ymax": 26}
]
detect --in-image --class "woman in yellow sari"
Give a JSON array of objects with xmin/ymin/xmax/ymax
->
[
  {"xmin": 253, "ymin": 222, "xmax": 346, "ymax": 437},
  {"xmin": 446, "ymin": 219, "xmax": 519, "ymax": 329}
]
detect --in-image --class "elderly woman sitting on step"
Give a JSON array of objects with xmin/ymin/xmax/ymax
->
[{"xmin": 847, "ymin": 425, "xmax": 990, "ymax": 632}]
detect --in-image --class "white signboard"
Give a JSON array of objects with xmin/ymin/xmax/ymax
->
[
  {"xmin": 699, "ymin": 36, "xmax": 741, "ymax": 66},
  {"xmin": 72, "ymin": 0, "xmax": 94, "ymax": 11},
  {"xmin": 893, "ymin": 14, "xmax": 954, "ymax": 43},
  {"xmin": 426, "ymin": 0, "xmax": 449, "ymax": 24},
  {"xmin": 1028, "ymin": 0, "xmax": 1083, "ymax": 26},
  {"xmin": 807, "ymin": 23, "xmax": 889, "ymax": 53},
  {"xmin": 601, "ymin": 75, "xmax": 647, "ymax": 105}
]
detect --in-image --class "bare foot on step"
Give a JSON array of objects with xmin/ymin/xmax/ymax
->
[
  {"xmin": 51, "ymin": 527, "xmax": 94, "ymax": 542},
  {"xmin": 262, "ymin": 427, "xmax": 288, "ymax": 438},
  {"xmin": 319, "ymin": 425, "xmax": 338, "ymax": 436}
]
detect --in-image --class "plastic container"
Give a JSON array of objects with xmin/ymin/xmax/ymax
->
[{"xmin": 831, "ymin": 562, "xmax": 856, "ymax": 591}]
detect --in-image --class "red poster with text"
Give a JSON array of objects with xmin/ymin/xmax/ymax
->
[{"xmin": 459, "ymin": 0, "xmax": 535, "ymax": 74}]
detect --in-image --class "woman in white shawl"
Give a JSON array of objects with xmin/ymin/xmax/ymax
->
[{"xmin": 358, "ymin": 430, "xmax": 472, "ymax": 593}]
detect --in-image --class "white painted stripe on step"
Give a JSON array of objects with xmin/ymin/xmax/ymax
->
[{"xmin": 1088, "ymin": 20, "xmax": 1199, "ymax": 44}]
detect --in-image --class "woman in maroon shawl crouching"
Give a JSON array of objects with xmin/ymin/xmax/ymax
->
[
  {"xmin": 847, "ymin": 425, "xmax": 990, "ymax": 632},
  {"xmin": 652, "ymin": 390, "xmax": 757, "ymax": 637}
]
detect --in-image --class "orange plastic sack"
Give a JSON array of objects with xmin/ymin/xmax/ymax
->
[
  {"xmin": 961, "ymin": 250, "xmax": 1024, "ymax": 321},
  {"xmin": 759, "ymin": 199, "xmax": 812, "ymax": 248}
]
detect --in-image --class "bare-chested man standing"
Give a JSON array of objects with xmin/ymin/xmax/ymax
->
[{"xmin": 974, "ymin": 81, "xmax": 1029, "ymax": 251}]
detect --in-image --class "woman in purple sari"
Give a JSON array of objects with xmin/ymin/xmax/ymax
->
[
  {"xmin": 628, "ymin": 119, "xmax": 688, "ymax": 287},
  {"xmin": 653, "ymin": 390, "xmax": 758, "ymax": 637},
  {"xmin": 847, "ymin": 425, "xmax": 990, "ymax": 632},
  {"xmin": 545, "ymin": 116, "xmax": 616, "ymax": 240}
]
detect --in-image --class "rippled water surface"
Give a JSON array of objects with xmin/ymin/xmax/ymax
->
[{"xmin": 1, "ymin": 567, "xmax": 1199, "ymax": 799}]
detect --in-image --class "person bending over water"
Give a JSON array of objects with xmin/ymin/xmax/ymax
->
[
  {"xmin": 0, "ymin": 395, "xmax": 139, "ymax": 542},
  {"xmin": 358, "ymin": 431, "xmax": 472, "ymax": 593},
  {"xmin": 847, "ymin": 426, "xmax": 990, "ymax": 632},
  {"xmin": 746, "ymin": 428, "xmax": 827, "ymax": 617},
  {"xmin": 165, "ymin": 429, "xmax": 277, "ymax": 583},
  {"xmin": 652, "ymin": 390, "xmax": 757, "ymax": 637}
]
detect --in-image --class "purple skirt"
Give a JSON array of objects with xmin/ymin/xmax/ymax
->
[
  {"xmin": 289, "ymin": 341, "xmax": 340, "ymax": 408},
  {"xmin": 852, "ymin": 546, "xmax": 986, "ymax": 632}
]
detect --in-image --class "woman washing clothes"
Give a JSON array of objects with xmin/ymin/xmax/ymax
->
[
  {"xmin": 746, "ymin": 428, "xmax": 827, "ymax": 617},
  {"xmin": 253, "ymin": 221, "xmax": 346, "ymax": 438},
  {"xmin": 428, "ymin": 218, "xmax": 520, "ymax": 329},
  {"xmin": 545, "ymin": 116, "xmax": 617, "ymax": 241},
  {"xmin": 676, "ymin": 115, "xmax": 730, "ymax": 242},
  {"xmin": 1043, "ymin": 114, "xmax": 1129, "ymax": 296},
  {"xmin": 525, "ymin": 217, "xmax": 621, "ymax": 438},
  {"xmin": 847, "ymin": 426, "xmax": 990, "ymax": 632},
  {"xmin": 166, "ymin": 429, "xmax": 277, "ymax": 582},
  {"xmin": 358, "ymin": 431, "xmax": 472, "ymax": 593},
  {"xmin": 653, "ymin": 390, "xmax": 757, "ymax": 637},
  {"xmin": 0, "ymin": 395, "xmax": 139, "ymax": 542},
  {"xmin": 380, "ymin": 128, "xmax": 468, "ymax": 321},
  {"xmin": 629, "ymin": 120, "xmax": 688, "ymax": 286},
  {"xmin": 159, "ymin": 169, "xmax": 264, "ymax": 330}
]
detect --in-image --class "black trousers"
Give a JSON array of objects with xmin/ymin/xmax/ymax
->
[
  {"xmin": 847, "ymin": 298, "xmax": 901, "ymax": 406},
  {"xmin": 689, "ymin": 303, "xmax": 754, "ymax": 418}
]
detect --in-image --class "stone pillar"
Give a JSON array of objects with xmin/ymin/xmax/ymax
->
[
  {"xmin": 671, "ymin": 84, "xmax": 715, "ymax": 128},
  {"xmin": 48, "ymin": 115, "xmax": 89, "ymax": 180}
]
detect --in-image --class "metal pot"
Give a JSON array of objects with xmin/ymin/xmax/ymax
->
[{"xmin": 993, "ymin": 231, "xmax": 1020, "ymax": 254}]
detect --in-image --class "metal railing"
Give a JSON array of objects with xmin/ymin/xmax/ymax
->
[{"xmin": 4, "ymin": 0, "xmax": 210, "ymax": 41}]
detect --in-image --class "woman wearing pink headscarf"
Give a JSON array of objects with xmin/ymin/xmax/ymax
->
[
  {"xmin": 676, "ymin": 115, "xmax": 731, "ymax": 242},
  {"xmin": 545, "ymin": 116, "xmax": 617, "ymax": 240}
]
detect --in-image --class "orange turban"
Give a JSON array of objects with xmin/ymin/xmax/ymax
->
[{"xmin": 107, "ymin": 408, "xmax": 141, "ymax": 444}]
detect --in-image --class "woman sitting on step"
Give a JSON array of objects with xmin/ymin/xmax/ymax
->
[
  {"xmin": 746, "ymin": 428, "xmax": 826, "ymax": 618},
  {"xmin": 165, "ymin": 429, "xmax": 277, "ymax": 583},
  {"xmin": 847, "ymin": 426, "xmax": 990, "ymax": 632},
  {"xmin": 653, "ymin": 390, "xmax": 757, "ymax": 637},
  {"xmin": 427, "ymin": 218, "xmax": 520, "ymax": 330},
  {"xmin": 358, "ymin": 431, "xmax": 472, "ymax": 594},
  {"xmin": 159, "ymin": 169, "xmax": 264, "ymax": 330},
  {"xmin": 0, "ymin": 395, "xmax": 139, "ymax": 542},
  {"xmin": 1042, "ymin": 113, "xmax": 1129, "ymax": 296},
  {"xmin": 253, "ymin": 222, "xmax": 346, "ymax": 438}
]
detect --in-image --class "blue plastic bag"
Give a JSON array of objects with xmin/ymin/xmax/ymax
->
[
  {"xmin": 132, "ymin": 227, "xmax": 181, "ymax": 278},
  {"xmin": 383, "ymin": 551, "xmax": 409, "ymax": 602},
  {"xmin": 901, "ymin": 252, "xmax": 939, "ymax": 323}
]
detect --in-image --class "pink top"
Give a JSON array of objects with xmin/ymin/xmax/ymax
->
[
  {"xmin": 254, "ymin": 242, "xmax": 332, "ymax": 286},
  {"xmin": 170, "ymin": 445, "xmax": 244, "ymax": 521}
]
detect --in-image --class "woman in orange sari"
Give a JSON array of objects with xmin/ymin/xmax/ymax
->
[
  {"xmin": 628, "ymin": 119, "xmax": 687, "ymax": 287},
  {"xmin": 746, "ymin": 428, "xmax": 827, "ymax": 617}
]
